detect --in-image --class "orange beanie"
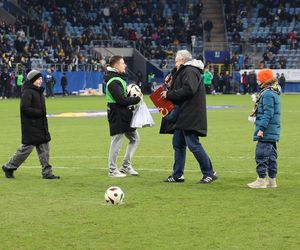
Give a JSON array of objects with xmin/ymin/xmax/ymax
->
[{"xmin": 257, "ymin": 69, "xmax": 275, "ymax": 86}]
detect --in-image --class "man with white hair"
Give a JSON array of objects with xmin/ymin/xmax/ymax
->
[{"xmin": 160, "ymin": 50, "xmax": 218, "ymax": 184}]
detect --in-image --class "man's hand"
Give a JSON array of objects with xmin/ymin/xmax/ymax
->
[
  {"xmin": 164, "ymin": 75, "xmax": 173, "ymax": 87},
  {"xmin": 257, "ymin": 130, "xmax": 264, "ymax": 138},
  {"xmin": 161, "ymin": 91, "xmax": 167, "ymax": 99}
]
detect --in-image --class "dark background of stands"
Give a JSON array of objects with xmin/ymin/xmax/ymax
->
[{"xmin": 0, "ymin": 0, "xmax": 300, "ymax": 95}]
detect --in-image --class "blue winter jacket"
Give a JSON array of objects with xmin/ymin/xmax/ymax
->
[{"xmin": 253, "ymin": 89, "xmax": 280, "ymax": 142}]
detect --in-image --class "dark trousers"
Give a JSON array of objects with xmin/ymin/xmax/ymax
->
[
  {"xmin": 0, "ymin": 83, "xmax": 8, "ymax": 98},
  {"xmin": 16, "ymin": 85, "xmax": 22, "ymax": 98},
  {"xmin": 205, "ymin": 85, "xmax": 211, "ymax": 94},
  {"xmin": 172, "ymin": 129, "xmax": 214, "ymax": 178},
  {"xmin": 46, "ymin": 83, "xmax": 54, "ymax": 97},
  {"xmin": 255, "ymin": 141, "xmax": 278, "ymax": 178},
  {"xmin": 62, "ymin": 85, "xmax": 68, "ymax": 96},
  {"xmin": 243, "ymin": 84, "xmax": 248, "ymax": 94},
  {"xmin": 225, "ymin": 82, "xmax": 231, "ymax": 94}
]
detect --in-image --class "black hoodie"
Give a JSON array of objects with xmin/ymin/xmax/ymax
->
[{"xmin": 105, "ymin": 70, "xmax": 140, "ymax": 136}]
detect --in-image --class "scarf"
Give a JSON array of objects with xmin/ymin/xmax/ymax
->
[{"xmin": 250, "ymin": 82, "xmax": 281, "ymax": 118}]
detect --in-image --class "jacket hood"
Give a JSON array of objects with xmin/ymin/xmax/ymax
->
[
  {"xmin": 105, "ymin": 67, "xmax": 126, "ymax": 82},
  {"xmin": 183, "ymin": 59, "xmax": 204, "ymax": 71}
]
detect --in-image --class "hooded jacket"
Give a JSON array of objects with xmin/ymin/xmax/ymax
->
[
  {"xmin": 105, "ymin": 68, "xmax": 141, "ymax": 136},
  {"xmin": 20, "ymin": 83, "xmax": 51, "ymax": 145},
  {"xmin": 160, "ymin": 59, "xmax": 207, "ymax": 136},
  {"xmin": 253, "ymin": 85, "xmax": 280, "ymax": 142}
]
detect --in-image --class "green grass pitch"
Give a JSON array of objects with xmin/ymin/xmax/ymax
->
[{"xmin": 0, "ymin": 95, "xmax": 299, "ymax": 250}]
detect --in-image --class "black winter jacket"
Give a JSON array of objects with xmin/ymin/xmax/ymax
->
[
  {"xmin": 20, "ymin": 83, "xmax": 51, "ymax": 145},
  {"xmin": 160, "ymin": 60, "xmax": 207, "ymax": 136},
  {"xmin": 105, "ymin": 70, "xmax": 141, "ymax": 136}
]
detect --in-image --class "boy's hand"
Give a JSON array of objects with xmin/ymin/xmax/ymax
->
[
  {"xmin": 257, "ymin": 130, "xmax": 264, "ymax": 138},
  {"xmin": 139, "ymin": 93, "xmax": 143, "ymax": 102}
]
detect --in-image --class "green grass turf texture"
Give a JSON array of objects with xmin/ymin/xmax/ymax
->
[{"xmin": 0, "ymin": 95, "xmax": 299, "ymax": 250}]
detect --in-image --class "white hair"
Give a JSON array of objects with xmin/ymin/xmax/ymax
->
[{"xmin": 175, "ymin": 50, "xmax": 192, "ymax": 62}]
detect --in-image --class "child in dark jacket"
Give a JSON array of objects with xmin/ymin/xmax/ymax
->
[
  {"xmin": 2, "ymin": 70, "xmax": 60, "ymax": 179},
  {"xmin": 247, "ymin": 69, "xmax": 281, "ymax": 188}
]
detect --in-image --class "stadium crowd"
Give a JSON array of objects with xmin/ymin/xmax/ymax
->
[{"xmin": 0, "ymin": 0, "xmax": 299, "ymax": 98}]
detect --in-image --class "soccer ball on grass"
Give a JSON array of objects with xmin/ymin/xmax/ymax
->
[{"xmin": 104, "ymin": 186, "xmax": 125, "ymax": 205}]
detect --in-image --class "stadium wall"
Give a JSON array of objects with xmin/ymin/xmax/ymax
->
[{"xmin": 48, "ymin": 71, "xmax": 104, "ymax": 94}]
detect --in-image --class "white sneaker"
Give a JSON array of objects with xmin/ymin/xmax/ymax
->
[
  {"xmin": 267, "ymin": 177, "xmax": 277, "ymax": 188},
  {"xmin": 247, "ymin": 178, "xmax": 267, "ymax": 189},
  {"xmin": 108, "ymin": 170, "xmax": 126, "ymax": 178},
  {"xmin": 120, "ymin": 165, "xmax": 139, "ymax": 176}
]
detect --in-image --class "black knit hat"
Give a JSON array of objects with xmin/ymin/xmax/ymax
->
[{"xmin": 27, "ymin": 69, "xmax": 42, "ymax": 84}]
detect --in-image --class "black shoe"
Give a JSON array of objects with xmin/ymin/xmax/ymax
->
[
  {"xmin": 43, "ymin": 174, "xmax": 60, "ymax": 179},
  {"xmin": 198, "ymin": 172, "xmax": 218, "ymax": 184},
  {"xmin": 2, "ymin": 165, "xmax": 15, "ymax": 178},
  {"xmin": 163, "ymin": 175, "xmax": 185, "ymax": 183}
]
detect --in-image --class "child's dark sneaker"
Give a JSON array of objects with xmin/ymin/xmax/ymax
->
[
  {"xmin": 43, "ymin": 174, "xmax": 60, "ymax": 179},
  {"xmin": 2, "ymin": 165, "xmax": 15, "ymax": 178},
  {"xmin": 163, "ymin": 175, "xmax": 185, "ymax": 183},
  {"xmin": 198, "ymin": 172, "xmax": 218, "ymax": 184}
]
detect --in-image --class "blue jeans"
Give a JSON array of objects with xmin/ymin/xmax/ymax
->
[
  {"xmin": 172, "ymin": 129, "xmax": 214, "ymax": 178},
  {"xmin": 255, "ymin": 141, "xmax": 278, "ymax": 178}
]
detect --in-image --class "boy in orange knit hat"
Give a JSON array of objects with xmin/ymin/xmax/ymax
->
[{"xmin": 247, "ymin": 69, "xmax": 281, "ymax": 188}]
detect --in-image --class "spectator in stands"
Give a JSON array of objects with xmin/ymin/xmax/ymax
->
[
  {"xmin": 0, "ymin": 66, "xmax": 10, "ymax": 99},
  {"xmin": 244, "ymin": 54, "xmax": 251, "ymax": 69},
  {"xmin": 241, "ymin": 71, "xmax": 249, "ymax": 95},
  {"xmin": 247, "ymin": 68, "xmax": 281, "ymax": 189},
  {"xmin": 44, "ymin": 68, "xmax": 56, "ymax": 98},
  {"xmin": 159, "ymin": 59, "xmax": 168, "ymax": 70},
  {"xmin": 165, "ymin": 47, "xmax": 174, "ymax": 59},
  {"xmin": 232, "ymin": 29, "xmax": 241, "ymax": 43},
  {"xmin": 279, "ymin": 73, "xmax": 286, "ymax": 93},
  {"xmin": 203, "ymin": 66, "xmax": 213, "ymax": 94},
  {"xmin": 248, "ymin": 70, "xmax": 257, "ymax": 94},
  {"xmin": 212, "ymin": 71, "xmax": 221, "ymax": 94},
  {"xmin": 15, "ymin": 65, "xmax": 26, "ymax": 98},
  {"xmin": 2, "ymin": 69, "xmax": 60, "ymax": 179},
  {"xmin": 279, "ymin": 56, "xmax": 286, "ymax": 69},
  {"xmin": 232, "ymin": 71, "xmax": 241, "ymax": 95},
  {"xmin": 105, "ymin": 55, "xmax": 141, "ymax": 178},
  {"xmin": 204, "ymin": 19, "xmax": 213, "ymax": 42},
  {"xmin": 160, "ymin": 50, "xmax": 218, "ymax": 184},
  {"xmin": 60, "ymin": 72, "xmax": 69, "ymax": 96},
  {"xmin": 231, "ymin": 53, "xmax": 239, "ymax": 70},
  {"xmin": 223, "ymin": 71, "xmax": 231, "ymax": 94}
]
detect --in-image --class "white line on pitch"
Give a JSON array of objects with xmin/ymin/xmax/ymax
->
[
  {"xmin": 20, "ymin": 166, "xmax": 300, "ymax": 174},
  {"xmin": 46, "ymin": 155, "xmax": 300, "ymax": 159}
]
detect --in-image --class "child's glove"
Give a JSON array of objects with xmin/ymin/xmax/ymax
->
[
  {"xmin": 248, "ymin": 116, "xmax": 256, "ymax": 123},
  {"xmin": 251, "ymin": 94, "xmax": 257, "ymax": 102}
]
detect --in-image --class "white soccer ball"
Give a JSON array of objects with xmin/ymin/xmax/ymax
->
[
  {"xmin": 127, "ymin": 84, "xmax": 141, "ymax": 97},
  {"xmin": 104, "ymin": 186, "xmax": 125, "ymax": 205}
]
